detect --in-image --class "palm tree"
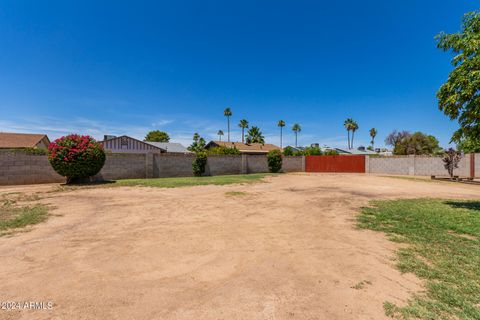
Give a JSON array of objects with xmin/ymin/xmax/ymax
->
[
  {"xmin": 224, "ymin": 107, "xmax": 232, "ymax": 142},
  {"xmin": 217, "ymin": 130, "xmax": 224, "ymax": 141},
  {"xmin": 292, "ymin": 123, "xmax": 301, "ymax": 147},
  {"xmin": 369, "ymin": 128, "xmax": 377, "ymax": 149},
  {"xmin": 350, "ymin": 120, "xmax": 359, "ymax": 149},
  {"xmin": 344, "ymin": 118, "xmax": 354, "ymax": 149},
  {"xmin": 238, "ymin": 119, "xmax": 249, "ymax": 143},
  {"xmin": 245, "ymin": 126, "xmax": 265, "ymax": 144},
  {"xmin": 278, "ymin": 120, "xmax": 286, "ymax": 148}
]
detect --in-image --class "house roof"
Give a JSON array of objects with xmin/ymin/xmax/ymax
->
[
  {"xmin": 144, "ymin": 142, "xmax": 192, "ymax": 153},
  {"xmin": 335, "ymin": 147, "xmax": 377, "ymax": 155},
  {"xmin": 100, "ymin": 135, "xmax": 166, "ymax": 152},
  {"xmin": 0, "ymin": 132, "xmax": 50, "ymax": 148},
  {"xmin": 207, "ymin": 141, "xmax": 281, "ymax": 153}
]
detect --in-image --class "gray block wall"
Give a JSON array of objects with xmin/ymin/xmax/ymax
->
[
  {"xmin": 246, "ymin": 155, "xmax": 269, "ymax": 173},
  {"xmin": 282, "ymin": 156, "xmax": 304, "ymax": 172},
  {"xmin": 153, "ymin": 154, "xmax": 195, "ymax": 177},
  {"xmin": 95, "ymin": 153, "xmax": 147, "ymax": 180},
  {"xmin": 367, "ymin": 155, "xmax": 471, "ymax": 177},
  {"xmin": 206, "ymin": 155, "xmax": 243, "ymax": 175},
  {"xmin": 0, "ymin": 150, "xmax": 64, "ymax": 185},
  {"xmin": 476, "ymin": 154, "xmax": 480, "ymax": 178}
]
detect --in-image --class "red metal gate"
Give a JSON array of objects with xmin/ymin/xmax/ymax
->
[{"xmin": 305, "ymin": 155, "xmax": 366, "ymax": 173}]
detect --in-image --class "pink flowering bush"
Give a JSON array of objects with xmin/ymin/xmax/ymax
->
[{"xmin": 48, "ymin": 134, "xmax": 106, "ymax": 183}]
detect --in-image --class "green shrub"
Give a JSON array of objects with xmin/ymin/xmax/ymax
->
[
  {"xmin": 192, "ymin": 152, "xmax": 207, "ymax": 176},
  {"xmin": 48, "ymin": 134, "xmax": 106, "ymax": 183},
  {"xmin": 207, "ymin": 146, "xmax": 241, "ymax": 155},
  {"xmin": 303, "ymin": 147, "xmax": 322, "ymax": 156},
  {"xmin": 324, "ymin": 149, "xmax": 339, "ymax": 156},
  {"xmin": 267, "ymin": 150, "xmax": 282, "ymax": 173},
  {"xmin": 283, "ymin": 146, "xmax": 295, "ymax": 156}
]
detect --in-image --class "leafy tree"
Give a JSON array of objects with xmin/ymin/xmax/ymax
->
[
  {"xmin": 246, "ymin": 126, "xmax": 265, "ymax": 144},
  {"xmin": 145, "ymin": 130, "xmax": 170, "ymax": 142},
  {"xmin": 267, "ymin": 150, "xmax": 283, "ymax": 173},
  {"xmin": 238, "ymin": 119, "xmax": 249, "ymax": 143},
  {"xmin": 443, "ymin": 148, "xmax": 462, "ymax": 179},
  {"xmin": 344, "ymin": 118, "xmax": 354, "ymax": 149},
  {"xmin": 457, "ymin": 137, "xmax": 480, "ymax": 153},
  {"xmin": 217, "ymin": 130, "xmax": 224, "ymax": 141},
  {"xmin": 302, "ymin": 146, "xmax": 322, "ymax": 156},
  {"xmin": 386, "ymin": 131, "xmax": 442, "ymax": 155},
  {"xmin": 369, "ymin": 128, "xmax": 377, "ymax": 148},
  {"xmin": 224, "ymin": 107, "xmax": 232, "ymax": 142},
  {"xmin": 188, "ymin": 133, "xmax": 206, "ymax": 153},
  {"xmin": 350, "ymin": 120, "xmax": 359, "ymax": 149},
  {"xmin": 278, "ymin": 120, "xmax": 286, "ymax": 148},
  {"xmin": 292, "ymin": 123, "xmax": 301, "ymax": 147},
  {"xmin": 436, "ymin": 11, "xmax": 480, "ymax": 145}
]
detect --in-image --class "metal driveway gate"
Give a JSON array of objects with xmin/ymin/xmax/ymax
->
[{"xmin": 305, "ymin": 155, "xmax": 366, "ymax": 173}]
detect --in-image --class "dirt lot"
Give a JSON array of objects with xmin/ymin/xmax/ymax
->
[{"xmin": 0, "ymin": 174, "xmax": 479, "ymax": 320}]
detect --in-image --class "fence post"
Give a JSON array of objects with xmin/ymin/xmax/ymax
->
[
  {"xmin": 470, "ymin": 153, "xmax": 475, "ymax": 180},
  {"xmin": 241, "ymin": 154, "xmax": 248, "ymax": 174},
  {"xmin": 145, "ymin": 152, "xmax": 154, "ymax": 178},
  {"xmin": 301, "ymin": 156, "xmax": 306, "ymax": 172}
]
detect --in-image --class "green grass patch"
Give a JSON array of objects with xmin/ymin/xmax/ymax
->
[
  {"xmin": 0, "ymin": 201, "xmax": 48, "ymax": 236},
  {"xmin": 115, "ymin": 173, "xmax": 276, "ymax": 188},
  {"xmin": 358, "ymin": 199, "xmax": 480, "ymax": 319}
]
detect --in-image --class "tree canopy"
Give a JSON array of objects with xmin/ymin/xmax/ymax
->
[
  {"xmin": 144, "ymin": 130, "xmax": 170, "ymax": 142},
  {"xmin": 246, "ymin": 126, "xmax": 265, "ymax": 144},
  {"xmin": 188, "ymin": 133, "xmax": 206, "ymax": 153},
  {"xmin": 385, "ymin": 131, "xmax": 442, "ymax": 155},
  {"xmin": 436, "ymin": 11, "xmax": 480, "ymax": 144}
]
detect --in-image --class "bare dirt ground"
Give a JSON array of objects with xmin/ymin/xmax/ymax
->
[{"xmin": 0, "ymin": 174, "xmax": 479, "ymax": 320}]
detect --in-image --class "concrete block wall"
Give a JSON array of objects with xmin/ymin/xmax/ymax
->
[
  {"xmin": 153, "ymin": 154, "xmax": 195, "ymax": 177},
  {"xmin": 0, "ymin": 150, "xmax": 64, "ymax": 185},
  {"xmin": 95, "ymin": 153, "xmax": 147, "ymax": 180},
  {"xmin": 282, "ymin": 156, "xmax": 304, "ymax": 172},
  {"xmin": 206, "ymin": 155, "xmax": 243, "ymax": 176},
  {"xmin": 246, "ymin": 155, "xmax": 269, "ymax": 173},
  {"xmin": 367, "ymin": 155, "xmax": 472, "ymax": 177}
]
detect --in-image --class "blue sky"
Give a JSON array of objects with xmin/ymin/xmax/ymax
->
[{"xmin": 0, "ymin": 1, "xmax": 477, "ymax": 148}]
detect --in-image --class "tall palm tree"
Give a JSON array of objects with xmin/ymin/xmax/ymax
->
[
  {"xmin": 238, "ymin": 119, "xmax": 249, "ymax": 143},
  {"xmin": 224, "ymin": 107, "xmax": 232, "ymax": 142},
  {"xmin": 217, "ymin": 130, "xmax": 224, "ymax": 141},
  {"xmin": 278, "ymin": 120, "xmax": 286, "ymax": 148},
  {"xmin": 292, "ymin": 123, "xmax": 301, "ymax": 147},
  {"xmin": 350, "ymin": 120, "xmax": 359, "ymax": 149},
  {"xmin": 344, "ymin": 118, "xmax": 354, "ymax": 149},
  {"xmin": 369, "ymin": 128, "xmax": 377, "ymax": 149},
  {"xmin": 245, "ymin": 126, "xmax": 265, "ymax": 144}
]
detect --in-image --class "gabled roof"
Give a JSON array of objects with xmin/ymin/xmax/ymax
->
[
  {"xmin": 100, "ymin": 135, "xmax": 166, "ymax": 152},
  {"xmin": 206, "ymin": 141, "xmax": 281, "ymax": 153},
  {"xmin": 335, "ymin": 147, "xmax": 377, "ymax": 155},
  {"xmin": 0, "ymin": 132, "xmax": 50, "ymax": 148},
  {"xmin": 144, "ymin": 142, "xmax": 192, "ymax": 153}
]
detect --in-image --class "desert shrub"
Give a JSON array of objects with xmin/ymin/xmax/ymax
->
[
  {"xmin": 442, "ymin": 148, "xmax": 462, "ymax": 179},
  {"xmin": 192, "ymin": 152, "xmax": 207, "ymax": 176},
  {"xmin": 267, "ymin": 150, "xmax": 282, "ymax": 173},
  {"xmin": 207, "ymin": 146, "xmax": 241, "ymax": 155},
  {"xmin": 48, "ymin": 134, "xmax": 106, "ymax": 183}
]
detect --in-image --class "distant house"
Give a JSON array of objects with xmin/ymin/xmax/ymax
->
[
  {"xmin": 99, "ymin": 135, "xmax": 166, "ymax": 153},
  {"xmin": 284, "ymin": 146, "xmax": 305, "ymax": 153},
  {"xmin": 0, "ymin": 132, "xmax": 50, "ymax": 149},
  {"xmin": 206, "ymin": 141, "xmax": 281, "ymax": 155},
  {"xmin": 333, "ymin": 146, "xmax": 377, "ymax": 155},
  {"xmin": 144, "ymin": 142, "xmax": 192, "ymax": 154}
]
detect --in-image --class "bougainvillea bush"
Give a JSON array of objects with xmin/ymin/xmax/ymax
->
[{"xmin": 48, "ymin": 134, "xmax": 106, "ymax": 183}]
